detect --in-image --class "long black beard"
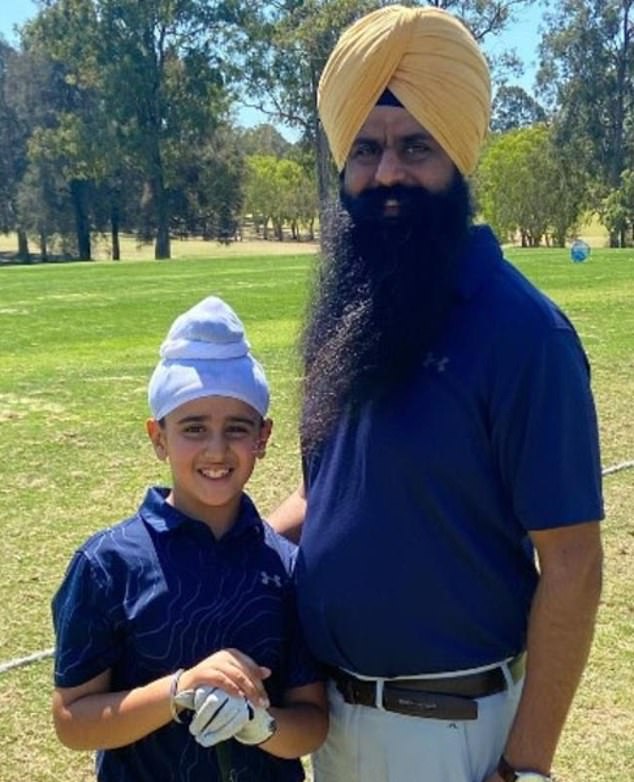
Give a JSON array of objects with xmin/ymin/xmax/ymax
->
[{"xmin": 300, "ymin": 173, "xmax": 473, "ymax": 456}]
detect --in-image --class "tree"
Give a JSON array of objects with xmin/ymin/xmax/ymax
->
[
  {"xmin": 545, "ymin": 138, "xmax": 592, "ymax": 247},
  {"xmin": 237, "ymin": 1, "xmax": 539, "ymax": 211},
  {"xmin": 602, "ymin": 169, "xmax": 634, "ymax": 246},
  {"xmin": 1, "ymin": 35, "xmax": 92, "ymax": 260},
  {"xmin": 17, "ymin": 159, "xmax": 77, "ymax": 261},
  {"xmin": 244, "ymin": 153, "xmax": 317, "ymax": 241},
  {"xmin": 288, "ymin": 161, "xmax": 319, "ymax": 241},
  {"xmin": 97, "ymin": 0, "xmax": 236, "ymax": 259},
  {"xmin": 241, "ymin": 123, "xmax": 293, "ymax": 158},
  {"xmin": 491, "ymin": 85, "xmax": 548, "ymax": 132},
  {"xmin": 244, "ymin": 154, "xmax": 277, "ymax": 239},
  {"xmin": 538, "ymin": 0, "xmax": 634, "ymax": 244},
  {"xmin": 22, "ymin": 0, "xmax": 237, "ymax": 260},
  {"xmin": 19, "ymin": 0, "xmax": 121, "ymax": 260},
  {"xmin": 0, "ymin": 40, "xmax": 32, "ymax": 261},
  {"xmin": 169, "ymin": 124, "xmax": 245, "ymax": 242},
  {"xmin": 476, "ymin": 124, "xmax": 589, "ymax": 246}
]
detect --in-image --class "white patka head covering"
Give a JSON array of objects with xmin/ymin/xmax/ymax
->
[{"xmin": 148, "ymin": 296, "xmax": 269, "ymax": 420}]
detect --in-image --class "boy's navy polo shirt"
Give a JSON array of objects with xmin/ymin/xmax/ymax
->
[
  {"xmin": 297, "ymin": 225, "xmax": 604, "ymax": 678},
  {"xmin": 53, "ymin": 487, "xmax": 319, "ymax": 782}
]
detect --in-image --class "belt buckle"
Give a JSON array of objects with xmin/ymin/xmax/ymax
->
[{"xmin": 383, "ymin": 687, "xmax": 479, "ymax": 720}]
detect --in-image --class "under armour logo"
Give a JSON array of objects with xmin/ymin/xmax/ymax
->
[
  {"xmin": 423, "ymin": 352, "xmax": 450, "ymax": 373},
  {"xmin": 260, "ymin": 572, "xmax": 283, "ymax": 588}
]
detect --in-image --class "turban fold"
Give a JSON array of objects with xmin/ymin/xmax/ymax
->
[
  {"xmin": 148, "ymin": 296, "xmax": 269, "ymax": 420},
  {"xmin": 318, "ymin": 5, "xmax": 491, "ymax": 175}
]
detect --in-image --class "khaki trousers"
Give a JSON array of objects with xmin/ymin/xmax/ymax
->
[{"xmin": 312, "ymin": 668, "xmax": 523, "ymax": 782}]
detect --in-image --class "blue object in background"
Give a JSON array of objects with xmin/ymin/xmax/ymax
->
[{"xmin": 570, "ymin": 240, "xmax": 590, "ymax": 263}]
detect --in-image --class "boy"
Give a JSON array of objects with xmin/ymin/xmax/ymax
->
[{"xmin": 52, "ymin": 296, "xmax": 328, "ymax": 781}]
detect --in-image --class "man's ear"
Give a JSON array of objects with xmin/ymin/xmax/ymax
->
[
  {"xmin": 254, "ymin": 418, "xmax": 273, "ymax": 458},
  {"xmin": 146, "ymin": 418, "xmax": 168, "ymax": 461}
]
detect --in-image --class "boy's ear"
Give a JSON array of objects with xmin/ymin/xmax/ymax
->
[
  {"xmin": 146, "ymin": 418, "xmax": 168, "ymax": 461},
  {"xmin": 254, "ymin": 418, "xmax": 273, "ymax": 458}
]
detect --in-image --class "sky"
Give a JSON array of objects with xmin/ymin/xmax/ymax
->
[{"xmin": 0, "ymin": 0, "xmax": 545, "ymax": 136}]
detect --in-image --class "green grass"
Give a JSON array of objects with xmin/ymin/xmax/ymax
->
[{"xmin": 1, "ymin": 246, "xmax": 633, "ymax": 781}]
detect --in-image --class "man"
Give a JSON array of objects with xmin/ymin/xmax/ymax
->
[{"xmin": 270, "ymin": 6, "xmax": 603, "ymax": 782}]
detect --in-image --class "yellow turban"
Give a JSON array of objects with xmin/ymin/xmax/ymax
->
[{"xmin": 318, "ymin": 5, "xmax": 491, "ymax": 175}]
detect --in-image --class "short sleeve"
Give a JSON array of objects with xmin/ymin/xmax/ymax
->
[
  {"xmin": 52, "ymin": 550, "xmax": 122, "ymax": 687},
  {"xmin": 492, "ymin": 327, "xmax": 604, "ymax": 529}
]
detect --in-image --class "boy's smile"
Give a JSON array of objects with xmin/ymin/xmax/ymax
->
[{"xmin": 147, "ymin": 395, "xmax": 272, "ymax": 537}]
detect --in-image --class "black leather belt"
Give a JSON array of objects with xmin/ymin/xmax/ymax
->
[{"xmin": 330, "ymin": 653, "xmax": 525, "ymax": 721}]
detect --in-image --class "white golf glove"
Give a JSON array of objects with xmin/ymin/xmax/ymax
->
[
  {"xmin": 234, "ymin": 702, "xmax": 277, "ymax": 746},
  {"xmin": 175, "ymin": 686, "xmax": 250, "ymax": 748}
]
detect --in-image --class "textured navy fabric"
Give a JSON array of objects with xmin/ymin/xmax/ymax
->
[
  {"xmin": 297, "ymin": 225, "xmax": 604, "ymax": 677},
  {"xmin": 53, "ymin": 487, "xmax": 319, "ymax": 781}
]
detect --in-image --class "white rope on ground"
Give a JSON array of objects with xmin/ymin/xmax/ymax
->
[
  {"xmin": 0, "ymin": 647, "xmax": 54, "ymax": 675},
  {"xmin": 602, "ymin": 460, "xmax": 634, "ymax": 476},
  {"xmin": 1, "ymin": 461, "xmax": 633, "ymax": 677}
]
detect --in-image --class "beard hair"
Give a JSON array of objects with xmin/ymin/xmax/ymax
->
[{"xmin": 300, "ymin": 171, "xmax": 473, "ymax": 456}]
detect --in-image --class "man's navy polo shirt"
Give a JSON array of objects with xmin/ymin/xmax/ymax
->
[
  {"xmin": 297, "ymin": 225, "xmax": 604, "ymax": 678},
  {"xmin": 53, "ymin": 487, "xmax": 319, "ymax": 782}
]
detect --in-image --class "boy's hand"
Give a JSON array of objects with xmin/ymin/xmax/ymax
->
[
  {"xmin": 181, "ymin": 648, "xmax": 271, "ymax": 708},
  {"xmin": 234, "ymin": 703, "xmax": 277, "ymax": 746},
  {"xmin": 175, "ymin": 687, "xmax": 250, "ymax": 747}
]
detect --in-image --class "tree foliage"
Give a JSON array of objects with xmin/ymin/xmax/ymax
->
[
  {"xmin": 0, "ymin": 40, "xmax": 31, "ymax": 258},
  {"xmin": 476, "ymin": 124, "xmax": 589, "ymax": 246},
  {"xmin": 241, "ymin": 123, "xmax": 293, "ymax": 158},
  {"xmin": 602, "ymin": 169, "xmax": 634, "ymax": 246},
  {"xmin": 244, "ymin": 154, "xmax": 317, "ymax": 241},
  {"xmin": 538, "ymin": 0, "xmax": 634, "ymax": 244},
  {"xmin": 13, "ymin": 0, "xmax": 239, "ymax": 259},
  {"xmin": 491, "ymin": 85, "xmax": 548, "ymax": 131}
]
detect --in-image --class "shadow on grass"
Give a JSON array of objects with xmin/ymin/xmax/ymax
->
[{"xmin": 0, "ymin": 250, "xmax": 91, "ymax": 266}]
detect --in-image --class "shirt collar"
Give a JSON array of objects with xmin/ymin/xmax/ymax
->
[
  {"xmin": 454, "ymin": 224, "xmax": 503, "ymax": 301},
  {"xmin": 139, "ymin": 486, "xmax": 263, "ymax": 542}
]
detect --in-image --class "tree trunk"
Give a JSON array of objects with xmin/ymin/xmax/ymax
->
[
  {"xmin": 155, "ymin": 218, "xmax": 170, "ymax": 259},
  {"xmin": 39, "ymin": 233, "xmax": 48, "ymax": 263},
  {"xmin": 311, "ymin": 61, "xmax": 335, "ymax": 237},
  {"xmin": 70, "ymin": 179, "xmax": 92, "ymax": 260},
  {"xmin": 111, "ymin": 203, "xmax": 121, "ymax": 261},
  {"xmin": 153, "ymin": 172, "xmax": 171, "ymax": 259},
  {"xmin": 315, "ymin": 122, "xmax": 333, "ymax": 211},
  {"xmin": 148, "ymin": 134, "xmax": 171, "ymax": 259},
  {"xmin": 17, "ymin": 229, "xmax": 31, "ymax": 263}
]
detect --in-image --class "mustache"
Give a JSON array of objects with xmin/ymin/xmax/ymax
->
[{"xmin": 340, "ymin": 184, "xmax": 438, "ymax": 224}]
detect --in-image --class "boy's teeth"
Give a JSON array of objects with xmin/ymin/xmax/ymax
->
[{"xmin": 201, "ymin": 468, "xmax": 229, "ymax": 479}]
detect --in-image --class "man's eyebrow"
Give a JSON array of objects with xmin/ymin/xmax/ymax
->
[
  {"xmin": 402, "ymin": 132, "xmax": 433, "ymax": 143},
  {"xmin": 351, "ymin": 135, "xmax": 381, "ymax": 146},
  {"xmin": 351, "ymin": 131, "xmax": 433, "ymax": 145}
]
